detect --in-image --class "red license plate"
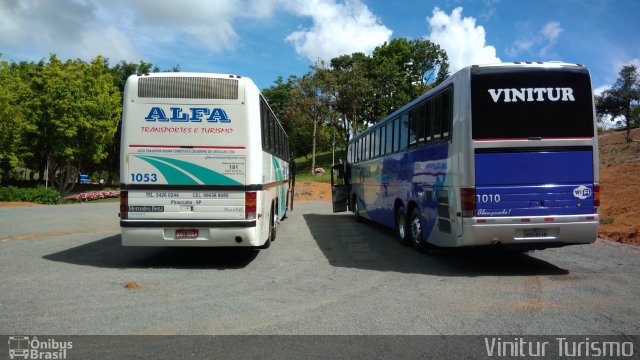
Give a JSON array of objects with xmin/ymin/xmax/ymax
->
[{"xmin": 176, "ymin": 229, "xmax": 199, "ymax": 239}]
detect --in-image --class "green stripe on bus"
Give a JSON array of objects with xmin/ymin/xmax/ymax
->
[
  {"xmin": 135, "ymin": 155, "xmax": 198, "ymax": 184},
  {"xmin": 136, "ymin": 155, "xmax": 242, "ymax": 185}
]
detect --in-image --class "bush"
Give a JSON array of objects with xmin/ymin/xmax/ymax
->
[{"xmin": 0, "ymin": 186, "xmax": 63, "ymax": 204}]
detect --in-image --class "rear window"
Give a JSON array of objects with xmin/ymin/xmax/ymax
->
[{"xmin": 471, "ymin": 67, "xmax": 594, "ymax": 140}]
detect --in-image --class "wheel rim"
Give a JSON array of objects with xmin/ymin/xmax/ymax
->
[
  {"xmin": 272, "ymin": 207, "xmax": 277, "ymax": 232},
  {"xmin": 410, "ymin": 215, "xmax": 421, "ymax": 244},
  {"xmin": 398, "ymin": 212, "xmax": 406, "ymax": 238}
]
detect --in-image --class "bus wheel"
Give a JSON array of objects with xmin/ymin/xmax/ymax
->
[
  {"xmin": 270, "ymin": 202, "xmax": 277, "ymax": 242},
  {"xmin": 410, "ymin": 207, "xmax": 428, "ymax": 252},
  {"xmin": 396, "ymin": 206, "xmax": 410, "ymax": 246},
  {"xmin": 353, "ymin": 196, "xmax": 361, "ymax": 222}
]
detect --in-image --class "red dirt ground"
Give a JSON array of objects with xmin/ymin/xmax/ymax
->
[{"xmin": 597, "ymin": 128, "xmax": 640, "ymax": 245}]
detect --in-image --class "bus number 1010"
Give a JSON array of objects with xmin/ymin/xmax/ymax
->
[{"xmin": 476, "ymin": 194, "xmax": 501, "ymax": 203}]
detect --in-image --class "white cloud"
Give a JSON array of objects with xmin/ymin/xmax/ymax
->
[
  {"xmin": 508, "ymin": 20, "xmax": 564, "ymax": 58},
  {"xmin": 0, "ymin": 0, "xmax": 390, "ymax": 65},
  {"xmin": 284, "ymin": 0, "xmax": 392, "ymax": 62},
  {"xmin": 78, "ymin": 27, "xmax": 141, "ymax": 63},
  {"xmin": 426, "ymin": 7, "xmax": 501, "ymax": 72},
  {"xmin": 130, "ymin": 0, "xmax": 240, "ymax": 53},
  {"xmin": 0, "ymin": 0, "xmax": 141, "ymax": 62},
  {"xmin": 541, "ymin": 21, "xmax": 563, "ymax": 41}
]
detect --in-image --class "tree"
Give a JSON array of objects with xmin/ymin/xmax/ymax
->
[
  {"xmin": 596, "ymin": 64, "xmax": 640, "ymax": 143},
  {"xmin": 21, "ymin": 55, "xmax": 121, "ymax": 194},
  {"xmin": 320, "ymin": 54, "xmax": 374, "ymax": 149},
  {"xmin": 370, "ymin": 38, "xmax": 449, "ymax": 121},
  {"xmin": 262, "ymin": 75, "xmax": 297, "ymax": 121},
  {"xmin": 0, "ymin": 56, "xmax": 34, "ymax": 183},
  {"xmin": 283, "ymin": 72, "xmax": 333, "ymax": 172}
]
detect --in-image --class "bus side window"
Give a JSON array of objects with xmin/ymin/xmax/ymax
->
[
  {"xmin": 415, "ymin": 105, "xmax": 426, "ymax": 144},
  {"xmin": 372, "ymin": 128, "xmax": 378, "ymax": 158},
  {"xmin": 400, "ymin": 114, "xmax": 409, "ymax": 150},
  {"xmin": 433, "ymin": 95, "xmax": 442, "ymax": 140},
  {"xmin": 425, "ymin": 100, "xmax": 433, "ymax": 143},
  {"xmin": 408, "ymin": 109, "xmax": 418, "ymax": 147},
  {"xmin": 364, "ymin": 134, "xmax": 369, "ymax": 161},
  {"xmin": 393, "ymin": 118, "xmax": 400, "ymax": 152},
  {"xmin": 385, "ymin": 122, "xmax": 393, "ymax": 155},
  {"xmin": 442, "ymin": 89, "xmax": 452, "ymax": 140},
  {"xmin": 378, "ymin": 126, "xmax": 385, "ymax": 156}
]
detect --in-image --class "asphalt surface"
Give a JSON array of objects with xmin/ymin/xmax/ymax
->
[{"xmin": 1, "ymin": 201, "xmax": 639, "ymax": 335}]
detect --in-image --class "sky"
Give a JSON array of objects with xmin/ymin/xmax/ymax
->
[{"xmin": 1, "ymin": 0, "xmax": 639, "ymax": 95}]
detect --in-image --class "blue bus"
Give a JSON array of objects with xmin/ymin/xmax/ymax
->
[{"xmin": 331, "ymin": 62, "xmax": 599, "ymax": 252}]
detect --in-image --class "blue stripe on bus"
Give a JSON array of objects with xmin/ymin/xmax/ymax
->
[{"xmin": 475, "ymin": 150, "xmax": 593, "ymax": 185}]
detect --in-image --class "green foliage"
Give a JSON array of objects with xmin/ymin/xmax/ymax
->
[
  {"xmin": 0, "ymin": 54, "xmax": 174, "ymax": 193},
  {"xmin": 596, "ymin": 64, "xmax": 640, "ymax": 143},
  {"xmin": 262, "ymin": 37, "xmax": 450, "ymax": 164},
  {"xmin": 0, "ymin": 186, "xmax": 62, "ymax": 204}
]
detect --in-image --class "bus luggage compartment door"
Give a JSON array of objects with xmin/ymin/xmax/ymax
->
[
  {"xmin": 331, "ymin": 164, "xmax": 348, "ymax": 212},
  {"xmin": 474, "ymin": 149, "xmax": 595, "ymax": 217}
]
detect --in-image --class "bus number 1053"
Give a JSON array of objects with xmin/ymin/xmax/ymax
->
[
  {"xmin": 476, "ymin": 194, "xmax": 501, "ymax": 203},
  {"xmin": 131, "ymin": 173, "xmax": 158, "ymax": 182}
]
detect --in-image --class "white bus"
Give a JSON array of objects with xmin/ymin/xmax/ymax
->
[
  {"xmin": 332, "ymin": 62, "xmax": 599, "ymax": 252},
  {"xmin": 120, "ymin": 73, "xmax": 291, "ymax": 248}
]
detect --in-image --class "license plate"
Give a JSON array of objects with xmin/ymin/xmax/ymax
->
[
  {"xmin": 176, "ymin": 229, "xmax": 199, "ymax": 239},
  {"xmin": 523, "ymin": 229, "xmax": 548, "ymax": 238}
]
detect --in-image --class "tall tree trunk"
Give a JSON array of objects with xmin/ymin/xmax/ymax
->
[{"xmin": 311, "ymin": 118, "xmax": 317, "ymax": 175}]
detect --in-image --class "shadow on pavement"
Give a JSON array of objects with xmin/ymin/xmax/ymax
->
[
  {"xmin": 304, "ymin": 213, "xmax": 570, "ymax": 277},
  {"xmin": 43, "ymin": 234, "xmax": 259, "ymax": 269}
]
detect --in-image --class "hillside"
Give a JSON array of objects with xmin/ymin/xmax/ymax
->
[{"xmin": 598, "ymin": 128, "xmax": 640, "ymax": 245}]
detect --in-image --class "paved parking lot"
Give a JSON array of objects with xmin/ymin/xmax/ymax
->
[{"xmin": 1, "ymin": 201, "xmax": 639, "ymax": 335}]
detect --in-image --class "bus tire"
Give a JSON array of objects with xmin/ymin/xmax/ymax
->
[
  {"xmin": 269, "ymin": 202, "xmax": 277, "ymax": 242},
  {"xmin": 353, "ymin": 196, "xmax": 361, "ymax": 222},
  {"xmin": 409, "ymin": 207, "xmax": 428, "ymax": 252},
  {"xmin": 396, "ymin": 206, "xmax": 410, "ymax": 246}
]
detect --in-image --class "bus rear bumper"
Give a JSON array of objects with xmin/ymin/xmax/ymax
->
[
  {"xmin": 120, "ymin": 220, "xmax": 263, "ymax": 247},
  {"xmin": 457, "ymin": 216, "xmax": 599, "ymax": 248}
]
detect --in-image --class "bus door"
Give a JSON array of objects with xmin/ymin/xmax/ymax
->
[{"xmin": 331, "ymin": 163, "xmax": 348, "ymax": 212}]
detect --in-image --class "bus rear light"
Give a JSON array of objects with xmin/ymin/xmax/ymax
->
[
  {"xmin": 521, "ymin": 218, "xmax": 531, "ymax": 223},
  {"xmin": 461, "ymin": 187, "xmax": 476, "ymax": 217},
  {"xmin": 586, "ymin": 216, "xmax": 595, "ymax": 220},
  {"xmin": 120, "ymin": 191, "xmax": 128, "ymax": 220},
  {"xmin": 544, "ymin": 217, "xmax": 554, "ymax": 222},
  {"xmin": 245, "ymin": 192, "xmax": 257, "ymax": 220},
  {"xmin": 594, "ymin": 183, "xmax": 600, "ymax": 207}
]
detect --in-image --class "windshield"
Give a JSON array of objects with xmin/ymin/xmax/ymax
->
[{"xmin": 471, "ymin": 66, "xmax": 594, "ymax": 140}]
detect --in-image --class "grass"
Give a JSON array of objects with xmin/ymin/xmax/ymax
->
[{"xmin": 294, "ymin": 150, "xmax": 343, "ymax": 183}]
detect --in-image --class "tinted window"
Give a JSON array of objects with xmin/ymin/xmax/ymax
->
[
  {"xmin": 425, "ymin": 100, "xmax": 433, "ymax": 142},
  {"xmin": 471, "ymin": 67, "xmax": 594, "ymax": 139},
  {"xmin": 380, "ymin": 126, "xmax": 387, "ymax": 155},
  {"xmin": 393, "ymin": 118, "xmax": 400, "ymax": 152},
  {"xmin": 385, "ymin": 122, "xmax": 393, "ymax": 154},
  {"xmin": 442, "ymin": 89, "xmax": 451, "ymax": 139},
  {"xmin": 400, "ymin": 114, "xmax": 409, "ymax": 150},
  {"xmin": 408, "ymin": 110, "xmax": 418, "ymax": 146},
  {"xmin": 433, "ymin": 96, "xmax": 442, "ymax": 140}
]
